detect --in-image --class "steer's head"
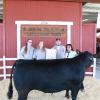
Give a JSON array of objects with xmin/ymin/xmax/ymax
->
[{"xmin": 83, "ymin": 51, "xmax": 94, "ymax": 68}]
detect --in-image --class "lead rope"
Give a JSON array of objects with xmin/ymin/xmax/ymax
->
[{"xmin": 67, "ymin": 52, "xmax": 70, "ymax": 58}]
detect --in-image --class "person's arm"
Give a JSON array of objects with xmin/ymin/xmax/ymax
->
[
  {"xmin": 73, "ymin": 51, "xmax": 77, "ymax": 57},
  {"xmin": 63, "ymin": 46, "xmax": 66, "ymax": 54},
  {"xmin": 44, "ymin": 49, "xmax": 46, "ymax": 59},
  {"xmin": 18, "ymin": 47, "xmax": 25, "ymax": 59},
  {"xmin": 33, "ymin": 49, "xmax": 37, "ymax": 59},
  {"xmin": 65, "ymin": 52, "xmax": 67, "ymax": 58}
]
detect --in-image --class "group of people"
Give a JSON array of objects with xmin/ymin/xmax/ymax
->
[{"xmin": 18, "ymin": 38, "xmax": 78, "ymax": 60}]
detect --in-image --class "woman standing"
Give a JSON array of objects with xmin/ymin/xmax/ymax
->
[
  {"xmin": 65, "ymin": 44, "xmax": 77, "ymax": 58},
  {"xmin": 33, "ymin": 41, "xmax": 46, "ymax": 60},
  {"xmin": 18, "ymin": 39, "xmax": 34, "ymax": 59}
]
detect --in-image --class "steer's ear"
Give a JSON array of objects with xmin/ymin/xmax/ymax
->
[
  {"xmin": 76, "ymin": 49, "xmax": 81, "ymax": 54},
  {"xmin": 93, "ymin": 54, "xmax": 98, "ymax": 58}
]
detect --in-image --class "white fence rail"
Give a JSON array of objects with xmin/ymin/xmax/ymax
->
[
  {"xmin": 0, "ymin": 56, "xmax": 17, "ymax": 79},
  {"xmin": 0, "ymin": 56, "xmax": 96, "ymax": 80}
]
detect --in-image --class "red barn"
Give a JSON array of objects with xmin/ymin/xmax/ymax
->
[{"xmin": 0, "ymin": 0, "xmax": 96, "ymax": 80}]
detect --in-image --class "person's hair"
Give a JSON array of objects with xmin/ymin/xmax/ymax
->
[
  {"xmin": 24, "ymin": 39, "xmax": 32, "ymax": 53},
  {"xmin": 56, "ymin": 38, "xmax": 60, "ymax": 41},
  {"xmin": 76, "ymin": 49, "xmax": 80, "ymax": 54},
  {"xmin": 24, "ymin": 43, "xmax": 28, "ymax": 53},
  {"xmin": 66, "ymin": 44, "xmax": 73, "ymax": 51}
]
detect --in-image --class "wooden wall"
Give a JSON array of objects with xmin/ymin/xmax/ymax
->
[{"xmin": 4, "ymin": 0, "xmax": 82, "ymax": 58}]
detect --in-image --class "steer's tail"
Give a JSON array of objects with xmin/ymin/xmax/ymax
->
[{"xmin": 7, "ymin": 63, "xmax": 15, "ymax": 99}]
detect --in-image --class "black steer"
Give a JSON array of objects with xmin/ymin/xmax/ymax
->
[{"xmin": 7, "ymin": 51, "xmax": 93, "ymax": 100}]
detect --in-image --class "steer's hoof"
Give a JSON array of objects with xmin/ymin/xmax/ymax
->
[
  {"xmin": 80, "ymin": 89, "xmax": 85, "ymax": 92},
  {"xmin": 65, "ymin": 94, "xmax": 70, "ymax": 99}
]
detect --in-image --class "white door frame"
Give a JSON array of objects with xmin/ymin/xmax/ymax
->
[{"xmin": 15, "ymin": 21, "xmax": 73, "ymax": 57}]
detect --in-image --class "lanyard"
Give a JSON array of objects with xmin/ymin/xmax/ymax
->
[{"xmin": 67, "ymin": 52, "xmax": 70, "ymax": 58}]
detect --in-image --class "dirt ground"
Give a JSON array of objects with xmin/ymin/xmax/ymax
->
[{"xmin": 0, "ymin": 76, "xmax": 100, "ymax": 100}]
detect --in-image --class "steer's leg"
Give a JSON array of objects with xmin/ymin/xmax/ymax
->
[
  {"xmin": 80, "ymin": 83, "xmax": 85, "ymax": 92},
  {"xmin": 17, "ymin": 90, "xmax": 29, "ymax": 100},
  {"xmin": 71, "ymin": 88, "xmax": 79, "ymax": 100},
  {"xmin": 65, "ymin": 90, "xmax": 70, "ymax": 99}
]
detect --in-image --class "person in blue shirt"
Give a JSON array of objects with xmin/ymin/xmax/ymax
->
[
  {"xmin": 53, "ymin": 38, "xmax": 66, "ymax": 59},
  {"xmin": 18, "ymin": 39, "xmax": 34, "ymax": 59},
  {"xmin": 33, "ymin": 41, "xmax": 46, "ymax": 60}
]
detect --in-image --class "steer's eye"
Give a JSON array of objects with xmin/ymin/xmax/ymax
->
[{"xmin": 89, "ymin": 57, "xmax": 94, "ymax": 63}]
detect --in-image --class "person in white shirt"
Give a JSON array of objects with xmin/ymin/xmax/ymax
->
[
  {"xmin": 33, "ymin": 41, "xmax": 46, "ymax": 60},
  {"xmin": 65, "ymin": 44, "xmax": 77, "ymax": 58},
  {"xmin": 53, "ymin": 38, "xmax": 66, "ymax": 59},
  {"xmin": 18, "ymin": 39, "xmax": 34, "ymax": 59},
  {"xmin": 65, "ymin": 44, "xmax": 85, "ymax": 92}
]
